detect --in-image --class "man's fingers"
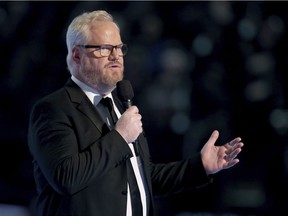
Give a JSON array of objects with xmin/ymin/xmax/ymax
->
[
  {"xmin": 224, "ymin": 159, "xmax": 240, "ymax": 169},
  {"xmin": 228, "ymin": 137, "xmax": 242, "ymax": 146},
  {"xmin": 225, "ymin": 147, "xmax": 242, "ymax": 161},
  {"xmin": 230, "ymin": 142, "xmax": 244, "ymax": 154},
  {"xmin": 206, "ymin": 130, "xmax": 219, "ymax": 146}
]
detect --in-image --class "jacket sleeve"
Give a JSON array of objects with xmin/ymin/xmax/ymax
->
[{"xmin": 150, "ymin": 153, "xmax": 212, "ymax": 196}]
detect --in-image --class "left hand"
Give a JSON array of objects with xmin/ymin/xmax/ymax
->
[{"xmin": 200, "ymin": 130, "xmax": 244, "ymax": 175}]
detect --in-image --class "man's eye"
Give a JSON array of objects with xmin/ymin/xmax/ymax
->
[{"xmin": 101, "ymin": 46, "xmax": 112, "ymax": 51}]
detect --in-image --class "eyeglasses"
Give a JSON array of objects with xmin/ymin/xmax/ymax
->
[{"xmin": 79, "ymin": 44, "xmax": 128, "ymax": 57}]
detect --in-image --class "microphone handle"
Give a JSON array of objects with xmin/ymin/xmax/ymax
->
[
  {"xmin": 132, "ymin": 140, "xmax": 140, "ymax": 157},
  {"xmin": 124, "ymin": 99, "xmax": 140, "ymax": 157},
  {"xmin": 123, "ymin": 99, "xmax": 133, "ymax": 109}
]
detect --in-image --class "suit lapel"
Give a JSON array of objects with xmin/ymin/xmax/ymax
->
[{"xmin": 64, "ymin": 79, "xmax": 108, "ymax": 133}]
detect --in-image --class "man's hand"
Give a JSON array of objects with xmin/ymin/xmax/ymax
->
[
  {"xmin": 115, "ymin": 106, "xmax": 143, "ymax": 143},
  {"xmin": 200, "ymin": 130, "xmax": 244, "ymax": 175}
]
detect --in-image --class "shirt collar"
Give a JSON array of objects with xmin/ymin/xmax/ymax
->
[{"xmin": 71, "ymin": 75, "xmax": 113, "ymax": 105}]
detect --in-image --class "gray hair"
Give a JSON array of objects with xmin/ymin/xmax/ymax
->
[{"xmin": 66, "ymin": 10, "xmax": 120, "ymax": 73}]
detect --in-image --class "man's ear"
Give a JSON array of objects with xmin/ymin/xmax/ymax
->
[{"xmin": 72, "ymin": 46, "xmax": 81, "ymax": 64}]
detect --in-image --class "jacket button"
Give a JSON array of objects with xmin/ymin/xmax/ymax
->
[{"xmin": 121, "ymin": 190, "xmax": 127, "ymax": 195}]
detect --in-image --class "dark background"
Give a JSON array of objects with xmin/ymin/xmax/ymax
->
[{"xmin": 0, "ymin": 1, "xmax": 287, "ymax": 216}]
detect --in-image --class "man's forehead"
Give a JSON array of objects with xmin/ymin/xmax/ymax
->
[{"xmin": 89, "ymin": 22, "xmax": 121, "ymax": 43}]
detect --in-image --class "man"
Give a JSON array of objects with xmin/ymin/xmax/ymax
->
[{"xmin": 28, "ymin": 10, "xmax": 244, "ymax": 216}]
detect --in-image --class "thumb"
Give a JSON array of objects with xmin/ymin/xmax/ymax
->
[{"xmin": 206, "ymin": 130, "xmax": 219, "ymax": 147}]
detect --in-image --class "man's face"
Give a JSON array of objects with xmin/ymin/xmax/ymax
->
[{"xmin": 74, "ymin": 21, "xmax": 124, "ymax": 95}]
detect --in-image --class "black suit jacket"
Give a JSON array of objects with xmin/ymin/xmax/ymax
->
[{"xmin": 28, "ymin": 78, "xmax": 211, "ymax": 216}]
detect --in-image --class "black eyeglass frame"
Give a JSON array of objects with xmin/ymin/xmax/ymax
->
[{"xmin": 78, "ymin": 43, "xmax": 128, "ymax": 57}]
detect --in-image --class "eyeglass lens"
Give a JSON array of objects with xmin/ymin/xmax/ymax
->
[{"xmin": 100, "ymin": 45, "xmax": 127, "ymax": 56}]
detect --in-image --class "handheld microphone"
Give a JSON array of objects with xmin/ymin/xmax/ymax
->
[
  {"xmin": 117, "ymin": 80, "xmax": 134, "ymax": 109},
  {"xmin": 117, "ymin": 80, "xmax": 140, "ymax": 156}
]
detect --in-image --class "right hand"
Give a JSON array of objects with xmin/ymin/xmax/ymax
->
[{"xmin": 114, "ymin": 106, "xmax": 143, "ymax": 143}]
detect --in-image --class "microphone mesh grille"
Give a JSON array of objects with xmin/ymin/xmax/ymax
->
[{"xmin": 117, "ymin": 80, "xmax": 134, "ymax": 101}]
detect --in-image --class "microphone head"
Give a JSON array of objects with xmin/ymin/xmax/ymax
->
[{"xmin": 117, "ymin": 80, "xmax": 134, "ymax": 101}]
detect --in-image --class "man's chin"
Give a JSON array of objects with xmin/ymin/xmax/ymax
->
[{"xmin": 113, "ymin": 73, "xmax": 124, "ymax": 83}]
